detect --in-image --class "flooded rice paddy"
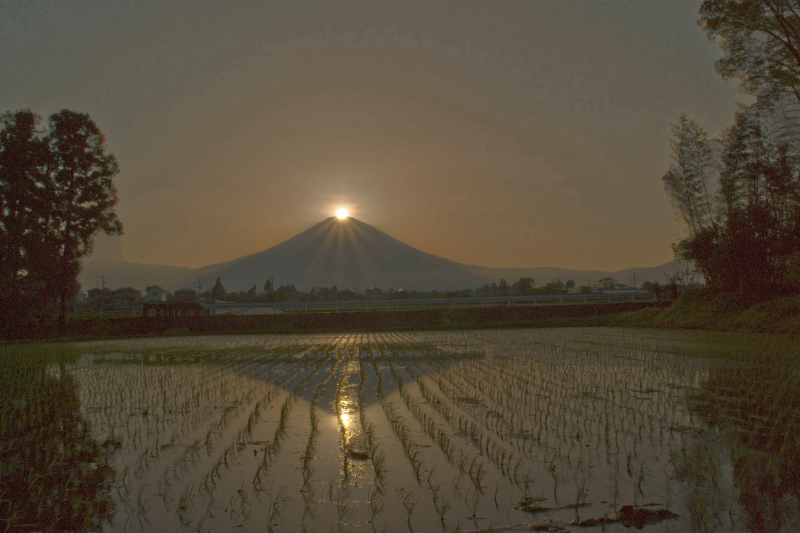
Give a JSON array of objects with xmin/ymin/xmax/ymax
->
[{"xmin": 2, "ymin": 328, "xmax": 799, "ymax": 532}]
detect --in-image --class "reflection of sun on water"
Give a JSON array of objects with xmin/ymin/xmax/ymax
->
[
  {"xmin": 339, "ymin": 396, "xmax": 357, "ymax": 441},
  {"xmin": 338, "ymin": 394, "xmax": 369, "ymax": 463}
]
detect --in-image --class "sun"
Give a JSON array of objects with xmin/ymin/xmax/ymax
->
[{"xmin": 335, "ymin": 208, "xmax": 350, "ymax": 219}]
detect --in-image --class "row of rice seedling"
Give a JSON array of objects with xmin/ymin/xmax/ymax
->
[
  {"xmin": 371, "ymin": 340, "xmax": 449, "ymax": 528},
  {"xmin": 381, "ymin": 330, "xmax": 698, "ymax": 524},
  {"xmin": 71, "ymin": 336, "xmax": 347, "ymax": 531},
  {"xmin": 5, "ymin": 328, "xmax": 798, "ymax": 531}
]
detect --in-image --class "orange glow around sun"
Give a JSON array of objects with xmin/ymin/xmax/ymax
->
[{"xmin": 335, "ymin": 208, "xmax": 350, "ymax": 219}]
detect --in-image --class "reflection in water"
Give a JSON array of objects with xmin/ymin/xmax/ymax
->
[
  {"xmin": 690, "ymin": 360, "xmax": 800, "ymax": 532},
  {"xmin": 0, "ymin": 346, "xmax": 115, "ymax": 532},
  {"xmin": 338, "ymin": 363, "xmax": 369, "ymax": 461}
]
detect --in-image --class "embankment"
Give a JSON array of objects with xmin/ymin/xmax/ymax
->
[
  {"xmin": 7, "ymin": 302, "xmax": 657, "ymax": 341},
  {"xmin": 612, "ymin": 289, "xmax": 800, "ymax": 334}
]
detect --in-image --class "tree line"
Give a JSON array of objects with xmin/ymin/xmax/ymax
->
[
  {"xmin": 0, "ymin": 110, "xmax": 121, "ymax": 334},
  {"xmin": 203, "ymin": 276, "xmax": 590, "ymax": 303},
  {"xmin": 662, "ymin": 1, "xmax": 800, "ymax": 297}
]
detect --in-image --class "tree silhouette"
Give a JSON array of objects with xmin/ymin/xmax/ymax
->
[
  {"xmin": 666, "ymin": 106, "xmax": 800, "ymax": 295},
  {"xmin": 498, "ymin": 278, "xmax": 509, "ymax": 295},
  {"xmin": 45, "ymin": 110, "xmax": 122, "ymax": 324},
  {"xmin": 0, "ymin": 111, "xmax": 49, "ymax": 329},
  {"xmin": 511, "ymin": 277, "xmax": 535, "ymax": 295},
  {"xmin": 0, "ymin": 109, "xmax": 121, "ymax": 333},
  {"xmin": 210, "ymin": 278, "xmax": 226, "ymax": 300},
  {"xmin": 700, "ymin": 0, "xmax": 800, "ymax": 103},
  {"xmin": 662, "ymin": 114, "xmax": 719, "ymax": 236}
]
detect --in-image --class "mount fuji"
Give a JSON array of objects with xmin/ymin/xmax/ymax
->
[{"xmin": 193, "ymin": 217, "xmax": 485, "ymax": 292}]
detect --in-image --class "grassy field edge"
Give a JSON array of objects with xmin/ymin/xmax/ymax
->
[{"xmin": 605, "ymin": 288, "xmax": 800, "ymax": 334}]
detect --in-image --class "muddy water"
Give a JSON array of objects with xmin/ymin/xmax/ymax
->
[{"xmin": 5, "ymin": 329, "xmax": 798, "ymax": 532}]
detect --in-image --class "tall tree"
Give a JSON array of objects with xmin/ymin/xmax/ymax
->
[
  {"xmin": 0, "ymin": 111, "xmax": 49, "ymax": 326},
  {"xmin": 700, "ymin": 0, "xmax": 800, "ymax": 103},
  {"xmin": 719, "ymin": 105, "xmax": 800, "ymax": 291},
  {"xmin": 0, "ymin": 109, "xmax": 121, "ymax": 332},
  {"xmin": 44, "ymin": 110, "xmax": 122, "ymax": 324}
]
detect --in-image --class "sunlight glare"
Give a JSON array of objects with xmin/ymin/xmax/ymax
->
[{"xmin": 336, "ymin": 208, "xmax": 350, "ymax": 219}]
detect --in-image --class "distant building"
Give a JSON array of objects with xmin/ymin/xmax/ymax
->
[
  {"xmin": 143, "ymin": 285, "xmax": 169, "ymax": 303},
  {"xmin": 87, "ymin": 288, "xmax": 111, "ymax": 307},
  {"xmin": 387, "ymin": 288, "xmax": 408, "ymax": 299},
  {"xmin": 173, "ymin": 288, "xmax": 198, "ymax": 303},
  {"xmin": 312, "ymin": 288, "xmax": 332, "ymax": 300},
  {"xmin": 111, "ymin": 287, "xmax": 141, "ymax": 307},
  {"xmin": 311, "ymin": 287, "xmax": 359, "ymax": 300},
  {"xmin": 338, "ymin": 289, "xmax": 359, "ymax": 300},
  {"xmin": 365, "ymin": 287, "xmax": 384, "ymax": 299}
]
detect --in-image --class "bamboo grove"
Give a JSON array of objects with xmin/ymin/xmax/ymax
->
[
  {"xmin": 665, "ymin": 1, "xmax": 800, "ymax": 296},
  {"xmin": 662, "ymin": 107, "xmax": 800, "ymax": 296}
]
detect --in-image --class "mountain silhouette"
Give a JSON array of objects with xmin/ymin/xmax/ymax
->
[
  {"xmin": 80, "ymin": 218, "xmax": 682, "ymax": 293},
  {"xmin": 197, "ymin": 217, "xmax": 485, "ymax": 292}
]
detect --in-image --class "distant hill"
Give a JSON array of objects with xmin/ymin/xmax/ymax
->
[{"xmin": 80, "ymin": 217, "xmax": 681, "ymax": 292}]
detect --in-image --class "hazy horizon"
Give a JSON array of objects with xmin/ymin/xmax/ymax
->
[
  {"xmin": 80, "ymin": 215, "xmax": 679, "ymax": 293},
  {"xmin": 4, "ymin": 1, "xmax": 748, "ymax": 271}
]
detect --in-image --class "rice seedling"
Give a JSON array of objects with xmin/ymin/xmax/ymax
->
[{"xmin": 5, "ymin": 329, "xmax": 799, "ymax": 531}]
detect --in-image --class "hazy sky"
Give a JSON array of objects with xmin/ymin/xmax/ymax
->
[{"xmin": 2, "ymin": 1, "xmax": 748, "ymax": 271}]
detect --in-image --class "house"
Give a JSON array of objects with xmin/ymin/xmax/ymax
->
[
  {"xmin": 143, "ymin": 285, "xmax": 169, "ymax": 303},
  {"xmin": 387, "ymin": 288, "xmax": 408, "ymax": 299},
  {"xmin": 312, "ymin": 287, "xmax": 332, "ymax": 300},
  {"xmin": 365, "ymin": 287, "xmax": 384, "ymax": 300},
  {"xmin": 338, "ymin": 289, "xmax": 359, "ymax": 300},
  {"xmin": 87, "ymin": 288, "xmax": 111, "ymax": 307},
  {"xmin": 172, "ymin": 288, "xmax": 198, "ymax": 303},
  {"xmin": 111, "ymin": 287, "xmax": 141, "ymax": 307}
]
